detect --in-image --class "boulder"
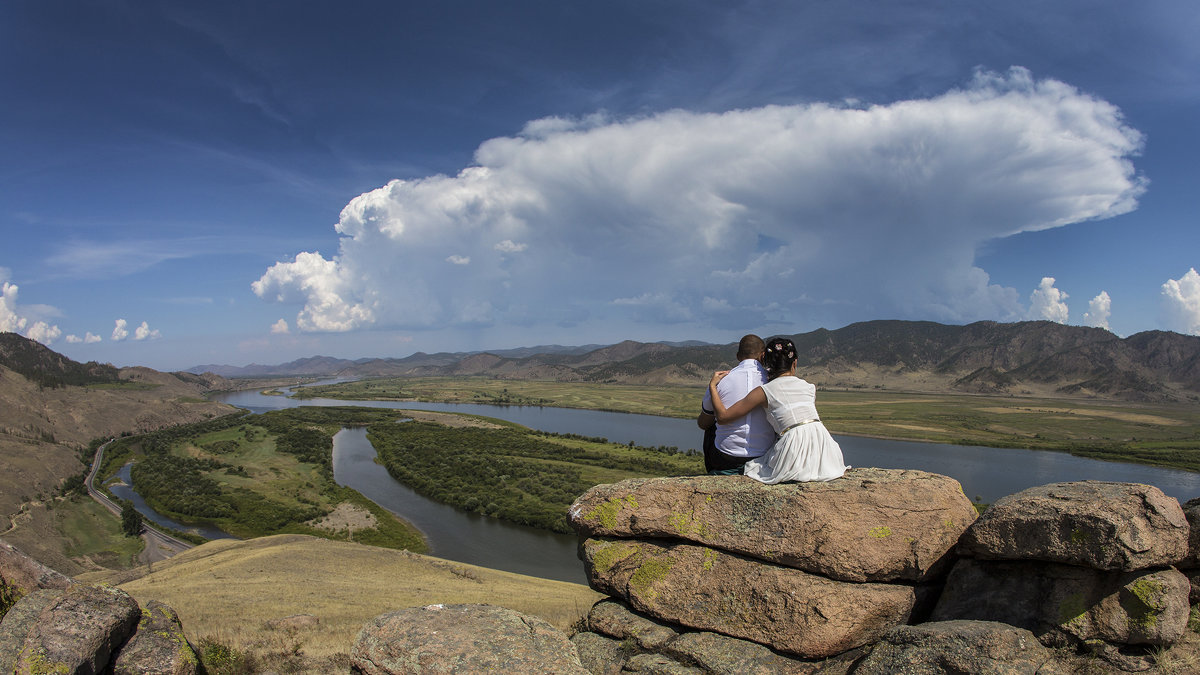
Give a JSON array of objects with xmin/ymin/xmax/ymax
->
[
  {"xmin": 662, "ymin": 632, "xmax": 815, "ymax": 675},
  {"xmin": 350, "ymin": 603, "xmax": 587, "ymax": 674},
  {"xmin": 587, "ymin": 599, "xmax": 678, "ymax": 650},
  {"xmin": 568, "ymin": 469, "xmax": 977, "ymax": 583},
  {"xmin": 0, "ymin": 589, "xmax": 63, "ymax": 674},
  {"xmin": 13, "ymin": 584, "xmax": 141, "ymax": 674},
  {"xmin": 1180, "ymin": 497, "xmax": 1199, "ymax": 569},
  {"xmin": 0, "ymin": 539, "xmax": 73, "ymax": 596},
  {"xmin": 113, "ymin": 600, "xmax": 199, "ymax": 675},
  {"xmin": 582, "ymin": 538, "xmax": 914, "ymax": 659},
  {"xmin": 931, "ymin": 559, "xmax": 1191, "ymax": 648},
  {"xmin": 851, "ymin": 620, "xmax": 1067, "ymax": 675},
  {"xmin": 570, "ymin": 631, "xmax": 626, "ymax": 675},
  {"xmin": 956, "ymin": 482, "xmax": 1188, "ymax": 571},
  {"xmin": 623, "ymin": 652, "xmax": 704, "ymax": 674}
]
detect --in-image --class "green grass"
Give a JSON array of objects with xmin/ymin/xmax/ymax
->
[
  {"xmin": 368, "ymin": 419, "xmax": 702, "ymax": 532},
  {"xmin": 54, "ymin": 495, "xmax": 144, "ymax": 568},
  {"xmin": 108, "ymin": 409, "xmax": 428, "ymax": 551}
]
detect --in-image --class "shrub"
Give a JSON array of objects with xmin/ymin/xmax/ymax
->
[
  {"xmin": 0, "ymin": 574, "xmax": 20, "ymax": 620},
  {"xmin": 197, "ymin": 637, "xmax": 257, "ymax": 675}
]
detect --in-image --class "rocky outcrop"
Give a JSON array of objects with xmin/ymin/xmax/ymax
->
[
  {"xmin": 851, "ymin": 620, "xmax": 1067, "ymax": 674},
  {"xmin": 569, "ymin": 469, "xmax": 976, "ymax": 583},
  {"xmin": 955, "ymin": 482, "xmax": 1189, "ymax": 570},
  {"xmin": 113, "ymin": 600, "xmax": 199, "ymax": 675},
  {"xmin": 0, "ymin": 539, "xmax": 73, "ymax": 596},
  {"xmin": 350, "ymin": 603, "xmax": 589, "ymax": 674},
  {"xmin": 583, "ymin": 538, "xmax": 915, "ymax": 658},
  {"xmin": 934, "ymin": 481, "xmax": 1193, "ymax": 662},
  {"xmin": 569, "ymin": 469, "xmax": 975, "ymax": 660},
  {"xmin": 0, "ymin": 540, "xmax": 197, "ymax": 674},
  {"xmin": 565, "ymin": 476, "xmax": 1197, "ymax": 673},
  {"xmin": 1180, "ymin": 498, "xmax": 1200, "ymax": 603},
  {"xmin": 932, "ymin": 560, "xmax": 1191, "ymax": 647},
  {"xmin": 9, "ymin": 584, "xmax": 140, "ymax": 674}
]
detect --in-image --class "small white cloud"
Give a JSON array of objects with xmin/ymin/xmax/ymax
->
[
  {"xmin": 446, "ymin": 255, "xmax": 471, "ymax": 265},
  {"xmin": 1083, "ymin": 291, "xmax": 1112, "ymax": 330},
  {"xmin": 66, "ymin": 334, "xmax": 83, "ymax": 344},
  {"xmin": 133, "ymin": 321, "xmax": 161, "ymax": 341},
  {"xmin": 85, "ymin": 332, "xmax": 102, "ymax": 343},
  {"xmin": 112, "ymin": 319, "xmax": 129, "ymax": 341},
  {"xmin": 493, "ymin": 240, "xmax": 527, "ymax": 253},
  {"xmin": 1162, "ymin": 268, "xmax": 1200, "ymax": 335},
  {"xmin": 271, "ymin": 318, "xmax": 290, "ymax": 334},
  {"xmin": 1029, "ymin": 277, "xmax": 1069, "ymax": 323},
  {"xmin": 25, "ymin": 321, "xmax": 61, "ymax": 345},
  {"xmin": 1, "ymin": 280, "xmax": 63, "ymax": 345}
]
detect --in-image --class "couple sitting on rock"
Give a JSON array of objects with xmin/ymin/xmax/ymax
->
[{"xmin": 697, "ymin": 334, "xmax": 847, "ymax": 483}]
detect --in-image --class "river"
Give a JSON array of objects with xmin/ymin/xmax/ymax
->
[{"xmin": 119, "ymin": 386, "xmax": 1200, "ymax": 584}]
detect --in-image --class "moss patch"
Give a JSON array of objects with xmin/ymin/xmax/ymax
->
[
  {"xmin": 585, "ymin": 495, "xmax": 639, "ymax": 530},
  {"xmin": 1058, "ymin": 592, "xmax": 1088, "ymax": 626},
  {"xmin": 668, "ymin": 510, "xmax": 709, "ymax": 539},
  {"xmin": 629, "ymin": 557, "xmax": 674, "ymax": 603},
  {"xmin": 590, "ymin": 540, "xmax": 640, "ymax": 575},
  {"xmin": 1122, "ymin": 577, "xmax": 1165, "ymax": 634},
  {"xmin": 869, "ymin": 526, "xmax": 893, "ymax": 539},
  {"xmin": 701, "ymin": 549, "xmax": 719, "ymax": 571}
]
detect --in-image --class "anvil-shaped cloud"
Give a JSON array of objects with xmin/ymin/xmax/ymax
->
[{"xmin": 254, "ymin": 68, "xmax": 1144, "ymax": 336}]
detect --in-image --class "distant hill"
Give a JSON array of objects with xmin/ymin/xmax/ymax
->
[
  {"xmin": 0, "ymin": 331, "xmax": 121, "ymax": 388},
  {"xmin": 0, "ymin": 334, "xmax": 237, "ymax": 573},
  {"xmin": 188, "ymin": 321, "xmax": 1200, "ymax": 403}
]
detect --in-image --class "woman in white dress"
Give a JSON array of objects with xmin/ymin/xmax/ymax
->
[{"xmin": 708, "ymin": 336, "xmax": 846, "ymax": 484}]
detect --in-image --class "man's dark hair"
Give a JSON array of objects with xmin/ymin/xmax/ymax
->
[{"xmin": 736, "ymin": 334, "xmax": 765, "ymax": 361}]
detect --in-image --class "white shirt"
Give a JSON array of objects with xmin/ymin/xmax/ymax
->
[{"xmin": 701, "ymin": 359, "xmax": 774, "ymax": 458}]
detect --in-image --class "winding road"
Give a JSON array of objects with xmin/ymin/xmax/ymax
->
[{"xmin": 86, "ymin": 440, "xmax": 193, "ymax": 563}]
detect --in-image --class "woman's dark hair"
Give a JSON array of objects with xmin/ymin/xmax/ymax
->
[{"xmin": 761, "ymin": 336, "xmax": 797, "ymax": 380}]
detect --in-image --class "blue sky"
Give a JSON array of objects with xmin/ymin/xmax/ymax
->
[{"xmin": 2, "ymin": 1, "xmax": 1198, "ymax": 371}]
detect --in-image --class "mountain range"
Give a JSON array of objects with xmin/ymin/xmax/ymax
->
[{"xmin": 186, "ymin": 320, "xmax": 1200, "ymax": 403}]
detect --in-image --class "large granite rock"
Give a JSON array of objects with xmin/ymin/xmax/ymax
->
[
  {"xmin": 662, "ymin": 632, "xmax": 816, "ymax": 675},
  {"xmin": 1180, "ymin": 497, "xmax": 1199, "ymax": 569},
  {"xmin": 582, "ymin": 538, "xmax": 914, "ymax": 659},
  {"xmin": 570, "ymin": 631, "xmax": 626, "ymax": 675},
  {"xmin": 0, "ymin": 539, "xmax": 73, "ymax": 596},
  {"xmin": 588, "ymin": 599, "xmax": 679, "ymax": 650},
  {"xmin": 350, "ymin": 603, "xmax": 588, "ymax": 674},
  {"xmin": 113, "ymin": 600, "xmax": 199, "ymax": 675},
  {"xmin": 568, "ymin": 469, "xmax": 976, "ymax": 583},
  {"xmin": 0, "ymin": 589, "xmax": 63, "ymax": 674},
  {"xmin": 852, "ymin": 620, "xmax": 1068, "ymax": 675},
  {"xmin": 12, "ymin": 584, "xmax": 141, "ymax": 674},
  {"xmin": 931, "ymin": 559, "xmax": 1191, "ymax": 648},
  {"xmin": 956, "ymin": 482, "xmax": 1189, "ymax": 570}
]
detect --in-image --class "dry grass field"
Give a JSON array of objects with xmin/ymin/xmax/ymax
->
[{"xmin": 79, "ymin": 534, "xmax": 602, "ymax": 673}]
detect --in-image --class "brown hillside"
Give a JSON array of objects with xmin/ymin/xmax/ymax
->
[{"xmin": 0, "ymin": 335, "xmax": 237, "ymax": 566}]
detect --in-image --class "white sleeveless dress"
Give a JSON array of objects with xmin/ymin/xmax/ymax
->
[{"xmin": 743, "ymin": 376, "xmax": 846, "ymax": 484}]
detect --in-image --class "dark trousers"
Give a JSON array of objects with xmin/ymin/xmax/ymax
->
[{"xmin": 702, "ymin": 426, "xmax": 750, "ymax": 474}]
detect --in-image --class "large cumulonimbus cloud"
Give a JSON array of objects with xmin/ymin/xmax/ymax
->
[
  {"xmin": 1162, "ymin": 268, "xmax": 1200, "ymax": 336},
  {"xmin": 254, "ymin": 68, "xmax": 1145, "ymax": 335}
]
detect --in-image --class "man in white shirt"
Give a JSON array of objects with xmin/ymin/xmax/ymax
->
[{"xmin": 697, "ymin": 334, "xmax": 774, "ymax": 475}]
